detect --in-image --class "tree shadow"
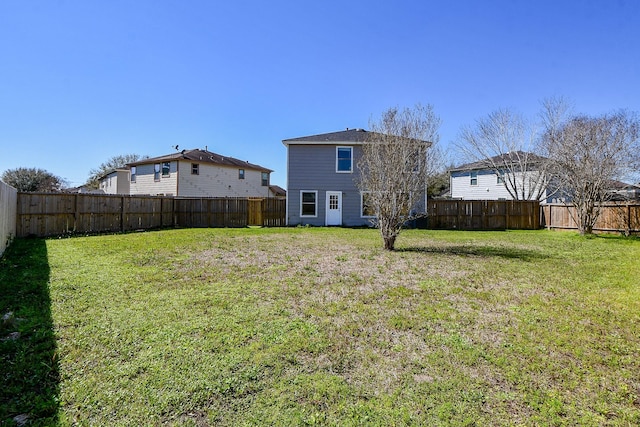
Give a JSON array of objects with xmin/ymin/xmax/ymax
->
[
  {"xmin": 0, "ymin": 238, "xmax": 59, "ymax": 425},
  {"xmin": 397, "ymin": 244, "xmax": 551, "ymax": 262}
]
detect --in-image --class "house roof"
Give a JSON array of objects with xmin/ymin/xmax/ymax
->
[
  {"xmin": 282, "ymin": 128, "xmax": 432, "ymax": 147},
  {"xmin": 97, "ymin": 168, "xmax": 130, "ymax": 182},
  {"xmin": 127, "ymin": 149, "xmax": 272, "ymax": 172},
  {"xmin": 282, "ymin": 128, "xmax": 373, "ymax": 145},
  {"xmin": 449, "ymin": 151, "xmax": 547, "ymax": 172},
  {"xmin": 269, "ymin": 185, "xmax": 286, "ymax": 197}
]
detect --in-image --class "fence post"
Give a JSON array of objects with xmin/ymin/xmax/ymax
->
[
  {"xmin": 120, "ymin": 196, "xmax": 126, "ymax": 232},
  {"xmin": 73, "ymin": 193, "xmax": 79, "ymax": 233}
]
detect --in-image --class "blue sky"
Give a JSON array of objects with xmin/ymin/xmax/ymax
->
[{"xmin": 1, "ymin": 0, "xmax": 638, "ymax": 188}]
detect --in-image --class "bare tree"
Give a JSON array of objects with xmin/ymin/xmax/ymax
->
[
  {"xmin": 1, "ymin": 167, "xmax": 67, "ymax": 192},
  {"xmin": 357, "ymin": 104, "xmax": 440, "ymax": 250},
  {"xmin": 86, "ymin": 153, "xmax": 148, "ymax": 188},
  {"xmin": 456, "ymin": 108, "xmax": 550, "ymax": 200},
  {"xmin": 540, "ymin": 99, "xmax": 640, "ymax": 235}
]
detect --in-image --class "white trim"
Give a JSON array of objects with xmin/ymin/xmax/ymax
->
[
  {"xmin": 335, "ymin": 146, "xmax": 353, "ymax": 173},
  {"xmin": 300, "ymin": 190, "xmax": 318, "ymax": 217}
]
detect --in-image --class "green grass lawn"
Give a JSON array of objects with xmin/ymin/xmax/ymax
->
[{"xmin": 1, "ymin": 228, "xmax": 639, "ymax": 426}]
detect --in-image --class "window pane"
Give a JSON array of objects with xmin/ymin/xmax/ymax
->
[
  {"xmin": 162, "ymin": 162, "xmax": 170, "ymax": 176},
  {"xmin": 301, "ymin": 192, "xmax": 316, "ymax": 216},
  {"xmin": 192, "ymin": 164, "xmax": 199, "ymax": 175},
  {"xmin": 239, "ymin": 169, "xmax": 245, "ymax": 179},
  {"xmin": 337, "ymin": 147, "xmax": 352, "ymax": 172},
  {"xmin": 261, "ymin": 172, "xmax": 269, "ymax": 186}
]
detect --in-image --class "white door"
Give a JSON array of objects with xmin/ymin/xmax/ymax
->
[{"xmin": 325, "ymin": 191, "xmax": 342, "ymax": 226}]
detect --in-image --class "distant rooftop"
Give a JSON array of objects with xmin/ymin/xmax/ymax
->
[{"xmin": 127, "ymin": 148, "xmax": 272, "ymax": 172}]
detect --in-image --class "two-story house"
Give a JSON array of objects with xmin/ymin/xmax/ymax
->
[
  {"xmin": 449, "ymin": 152, "xmax": 550, "ymax": 201},
  {"xmin": 127, "ymin": 148, "xmax": 274, "ymax": 198},
  {"xmin": 283, "ymin": 128, "xmax": 429, "ymax": 226}
]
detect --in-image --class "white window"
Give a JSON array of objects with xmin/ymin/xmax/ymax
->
[
  {"xmin": 154, "ymin": 164, "xmax": 161, "ymax": 181},
  {"xmin": 130, "ymin": 166, "xmax": 136, "ymax": 182},
  {"xmin": 497, "ymin": 173, "xmax": 504, "ymax": 184},
  {"xmin": 162, "ymin": 162, "xmax": 170, "ymax": 177},
  {"xmin": 261, "ymin": 172, "xmax": 269, "ymax": 186},
  {"xmin": 361, "ymin": 192, "xmax": 375, "ymax": 217},
  {"xmin": 191, "ymin": 163, "xmax": 199, "ymax": 175},
  {"xmin": 300, "ymin": 191, "xmax": 317, "ymax": 217},
  {"xmin": 470, "ymin": 171, "xmax": 478, "ymax": 186},
  {"xmin": 336, "ymin": 146, "xmax": 353, "ymax": 173},
  {"xmin": 238, "ymin": 169, "xmax": 245, "ymax": 179}
]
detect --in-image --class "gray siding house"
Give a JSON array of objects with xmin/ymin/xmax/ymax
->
[
  {"xmin": 284, "ymin": 128, "xmax": 429, "ymax": 227},
  {"xmin": 283, "ymin": 129, "xmax": 370, "ymax": 226}
]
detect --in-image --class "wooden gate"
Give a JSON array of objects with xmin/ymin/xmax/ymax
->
[{"xmin": 248, "ymin": 198, "xmax": 263, "ymax": 226}]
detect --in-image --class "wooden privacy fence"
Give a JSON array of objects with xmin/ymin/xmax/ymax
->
[
  {"xmin": 541, "ymin": 203, "xmax": 640, "ymax": 234},
  {"xmin": 426, "ymin": 200, "xmax": 540, "ymax": 230},
  {"xmin": 16, "ymin": 193, "xmax": 286, "ymax": 237}
]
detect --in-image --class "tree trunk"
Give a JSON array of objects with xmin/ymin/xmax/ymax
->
[{"xmin": 383, "ymin": 234, "xmax": 396, "ymax": 251}]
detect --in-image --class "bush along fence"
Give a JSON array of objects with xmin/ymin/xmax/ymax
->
[
  {"xmin": 16, "ymin": 193, "xmax": 286, "ymax": 237},
  {"xmin": 541, "ymin": 202, "xmax": 640, "ymax": 235}
]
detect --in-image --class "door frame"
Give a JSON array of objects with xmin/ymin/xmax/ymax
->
[{"xmin": 325, "ymin": 191, "xmax": 342, "ymax": 226}]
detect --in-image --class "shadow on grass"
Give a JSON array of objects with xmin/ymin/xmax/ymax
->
[
  {"xmin": 0, "ymin": 238, "xmax": 59, "ymax": 425},
  {"xmin": 397, "ymin": 244, "xmax": 551, "ymax": 262}
]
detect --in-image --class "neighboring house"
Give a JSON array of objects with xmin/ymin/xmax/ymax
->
[
  {"xmin": 605, "ymin": 180, "xmax": 640, "ymax": 201},
  {"xmin": 127, "ymin": 149, "xmax": 274, "ymax": 197},
  {"xmin": 268, "ymin": 185, "xmax": 286, "ymax": 198},
  {"xmin": 282, "ymin": 128, "xmax": 429, "ymax": 226},
  {"xmin": 98, "ymin": 169, "xmax": 130, "ymax": 195},
  {"xmin": 64, "ymin": 185, "xmax": 105, "ymax": 194},
  {"xmin": 449, "ymin": 152, "xmax": 549, "ymax": 201}
]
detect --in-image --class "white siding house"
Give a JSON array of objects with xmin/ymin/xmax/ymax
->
[
  {"xmin": 450, "ymin": 169, "xmax": 547, "ymax": 200},
  {"xmin": 449, "ymin": 153, "xmax": 549, "ymax": 201},
  {"xmin": 128, "ymin": 149, "xmax": 274, "ymax": 197}
]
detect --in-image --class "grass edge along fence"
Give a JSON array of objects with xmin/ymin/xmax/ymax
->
[{"xmin": 16, "ymin": 193, "xmax": 286, "ymax": 237}]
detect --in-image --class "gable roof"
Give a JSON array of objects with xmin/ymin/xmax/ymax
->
[
  {"xmin": 449, "ymin": 151, "xmax": 547, "ymax": 172},
  {"xmin": 269, "ymin": 185, "xmax": 286, "ymax": 197},
  {"xmin": 97, "ymin": 168, "xmax": 130, "ymax": 182},
  {"xmin": 127, "ymin": 149, "xmax": 272, "ymax": 172},
  {"xmin": 283, "ymin": 129, "xmax": 381, "ymax": 145},
  {"xmin": 282, "ymin": 128, "xmax": 431, "ymax": 146}
]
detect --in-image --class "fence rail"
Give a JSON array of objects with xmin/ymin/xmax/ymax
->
[
  {"xmin": 16, "ymin": 193, "xmax": 286, "ymax": 237},
  {"xmin": 426, "ymin": 200, "xmax": 540, "ymax": 230},
  {"xmin": 541, "ymin": 203, "xmax": 640, "ymax": 234}
]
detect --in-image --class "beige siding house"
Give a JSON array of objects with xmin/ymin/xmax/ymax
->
[
  {"xmin": 127, "ymin": 149, "xmax": 274, "ymax": 197},
  {"xmin": 98, "ymin": 169, "xmax": 131, "ymax": 195}
]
